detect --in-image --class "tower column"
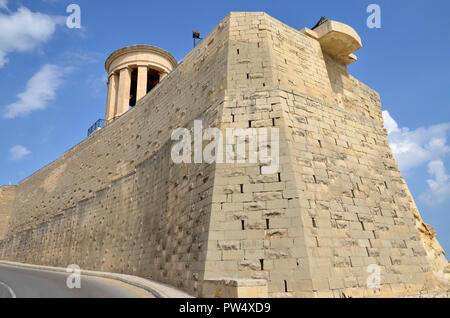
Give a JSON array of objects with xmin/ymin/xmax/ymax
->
[
  {"xmin": 105, "ymin": 73, "xmax": 118, "ymax": 121},
  {"xmin": 104, "ymin": 45, "xmax": 177, "ymax": 121},
  {"xmin": 136, "ymin": 66, "xmax": 148, "ymax": 102},
  {"xmin": 116, "ymin": 67, "xmax": 131, "ymax": 117}
]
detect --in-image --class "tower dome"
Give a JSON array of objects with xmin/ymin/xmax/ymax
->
[{"xmin": 104, "ymin": 45, "xmax": 177, "ymax": 122}]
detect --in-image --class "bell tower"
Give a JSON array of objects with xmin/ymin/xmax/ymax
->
[{"xmin": 104, "ymin": 45, "xmax": 177, "ymax": 122}]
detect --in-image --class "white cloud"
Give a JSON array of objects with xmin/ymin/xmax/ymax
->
[
  {"xmin": 62, "ymin": 50, "xmax": 103, "ymax": 66},
  {"xmin": 382, "ymin": 111, "xmax": 450, "ymax": 171},
  {"xmin": 383, "ymin": 110, "xmax": 450, "ymax": 206},
  {"xmin": 383, "ymin": 110, "xmax": 400, "ymax": 134},
  {"xmin": 86, "ymin": 73, "xmax": 108, "ymax": 97},
  {"xmin": 0, "ymin": 6, "xmax": 61, "ymax": 68},
  {"xmin": 420, "ymin": 160, "xmax": 450, "ymax": 205},
  {"xmin": 0, "ymin": 0, "xmax": 8, "ymax": 11},
  {"xmin": 3, "ymin": 64, "xmax": 73, "ymax": 119},
  {"xmin": 9, "ymin": 145, "xmax": 31, "ymax": 161}
]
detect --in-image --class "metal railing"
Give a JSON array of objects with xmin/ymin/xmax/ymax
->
[{"xmin": 87, "ymin": 119, "xmax": 105, "ymax": 137}]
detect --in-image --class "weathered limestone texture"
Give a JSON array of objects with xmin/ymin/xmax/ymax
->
[
  {"xmin": 0, "ymin": 14, "xmax": 230, "ymax": 296},
  {"xmin": 0, "ymin": 12, "xmax": 448, "ymax": 298},
  {"xmin": 0, "ymin": 186, "xmax": 17, "ymax": 240}
]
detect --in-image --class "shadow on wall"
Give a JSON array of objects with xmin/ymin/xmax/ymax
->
[{"xmin": 324, "ymin": 53, "xmax": 348, "ymax": 96}]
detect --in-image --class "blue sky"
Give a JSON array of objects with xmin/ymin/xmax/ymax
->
[{"xmin": 0, "ymin": 0, "xmax": 449, "ymax": 252}]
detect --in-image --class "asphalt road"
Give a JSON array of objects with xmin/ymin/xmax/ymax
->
[{"xmin": 0, "ymin": 264, "xmax": 154, "ymax": 298}]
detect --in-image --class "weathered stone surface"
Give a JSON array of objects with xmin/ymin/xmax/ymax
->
[
  {"xmin": 0, "ymin": 12, "xmax": 447, "ymax": 298},
  {"xmin": 0, "ymin": 186, "xmax": 16, "ymax": 240}
]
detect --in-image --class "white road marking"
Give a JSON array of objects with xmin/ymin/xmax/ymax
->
[{"xmin": 0, "ymin": 280, "xmax": 16, "ymax": 298}]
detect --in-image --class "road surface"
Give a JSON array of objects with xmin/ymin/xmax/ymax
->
[{"xmin": 0, "ymin": 264, "xmax": 154, "ymax": 298}]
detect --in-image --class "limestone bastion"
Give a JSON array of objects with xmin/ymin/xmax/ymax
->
[{"xmin": 0, "ymin": 12, "xmax": 448, "ymax": 298}]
